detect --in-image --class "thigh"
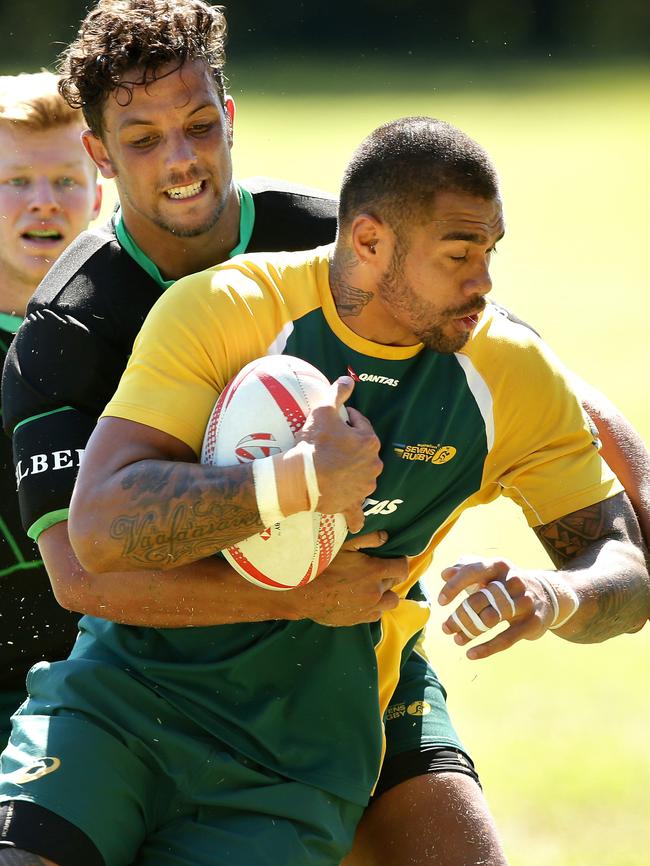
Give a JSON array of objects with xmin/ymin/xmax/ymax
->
[
  {"xmin": 343, "ymin": 772, "xmax": 508, "ymax": 866},
  {"xmin": 137, "ymin": 765, "xmax": 363, "ymax": 866},
  {"xmin": 0, "ymin": 713, "xmax": 155, "ymax": 866}
]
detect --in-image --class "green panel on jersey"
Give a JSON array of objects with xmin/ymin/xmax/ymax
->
[{"xmin": 284, "ymin": 308, "xmax": 488, "ymax": 557}]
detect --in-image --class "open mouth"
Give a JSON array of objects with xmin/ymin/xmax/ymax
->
[
  {"xmin": 21, "ymin": 229, "xmax": 64, "ymax": 244},
  {"xmin": 164, "ymin": 180, "xmax": 206, "ymax": 201},
  {"xmin": 452, "ymin": 310, "xmax": 483, "ymax": 333}
]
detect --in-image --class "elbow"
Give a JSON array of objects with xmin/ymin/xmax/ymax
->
[
  {"xmin": 49, "ymin": 572, "xmax": 87, "ymax": 615},
  {"xmin": 68, "ymin": 492, "xmax": 118, "ymax": 573}
]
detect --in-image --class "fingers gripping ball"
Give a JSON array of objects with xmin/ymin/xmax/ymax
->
[{"xmin": 201, "ymin": 355, "xmax": 348, "ymax": 590}]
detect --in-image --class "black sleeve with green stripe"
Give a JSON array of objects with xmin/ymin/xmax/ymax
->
[{"xmin": 3, "ymin": 307, "xmax": 127, "ymax": 539}]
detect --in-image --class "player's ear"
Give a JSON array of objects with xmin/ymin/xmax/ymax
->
[
  {"xmin": 82, "ymin": 129, "xmax": 117, "ymax": 180},
  {"xmin": 224, "ymin": 95, "xmax": 235, "ymax": 147},
  {"xmin": 350, "ymin": 214, "xmax": 388, "ymax": 267},
  {"xmin": 91, "ymin": 181, "xmax": 103, "ymax": 220}
]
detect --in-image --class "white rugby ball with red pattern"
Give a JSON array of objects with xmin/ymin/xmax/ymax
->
[{"xmin": 201, "ymin": 355, "xmax": 348, "ymax": 590}]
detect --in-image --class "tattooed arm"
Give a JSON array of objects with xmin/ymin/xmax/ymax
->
[
  {"xmin": 68, "ymin": 379, "xmax": 382, "ymax": 573},
  {"xmin": 438, "ymin": 492, "xmax": 650, "ymax": 659},
  {"xmin": 533, "ymin": 492, "xmax": 650, "ymax": 642}
]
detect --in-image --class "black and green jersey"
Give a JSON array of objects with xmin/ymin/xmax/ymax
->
[
  {"xmin": 0, "ymin": 179, "xmax": 337, "ymax": 692},
  {"xmin": 0, "ymin": 316, "xmax": 80, "ymax": 691},
  {"xmin": 99, "ymin": 245, "xmax": 620, "ymax": 805}
]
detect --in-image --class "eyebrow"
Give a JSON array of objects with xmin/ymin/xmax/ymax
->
[
  {"xmin": 441, "ymin": 230, "xmax": 505, "ymax": 244},
  {"xmin": 4, "ymin": 160, "xmax": 87, "ymax": 172},
  {"xmin": 118, "ymin": 102, "xmax": 217, "ymax": 130}
]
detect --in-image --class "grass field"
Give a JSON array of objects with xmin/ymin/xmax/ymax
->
[{"xmin": 95, "ymin": 59, "xmax": 650, "ymax": 864}]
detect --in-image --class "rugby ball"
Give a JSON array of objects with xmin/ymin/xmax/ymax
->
[{"xmin": 201, "ymin": 355, "xmax": 348, "ymax": 590}]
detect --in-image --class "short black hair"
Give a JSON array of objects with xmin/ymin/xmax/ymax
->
[{"xmin": 338, "ymin": 117, "xmax": 500, "ymax": 234}]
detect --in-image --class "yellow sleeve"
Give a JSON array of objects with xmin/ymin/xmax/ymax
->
[
  {"xmin": 473, "ymin": 315, "xmax": 623, "ymax": 526},
  {"xmin": 103, "ymin": 260, "xmax": 294, "ymax": 455}
]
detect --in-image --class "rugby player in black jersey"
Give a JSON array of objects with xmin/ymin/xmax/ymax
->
[
  {"xmin": 0, "ymin": 71, "xmax": 101, "ymax": 744},
  {"xmin": 1, "ymin": 3, "xmax": 648, "ymax": 866}
]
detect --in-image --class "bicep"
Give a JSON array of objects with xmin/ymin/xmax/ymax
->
[{"xmin": 79, "ymin": 416, "xmax": 197, "ymax": 486}]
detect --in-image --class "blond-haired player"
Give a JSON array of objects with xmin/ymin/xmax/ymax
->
[{"xmin": 0, "ymin": 71, "xmax": 101, "ymax": 742}]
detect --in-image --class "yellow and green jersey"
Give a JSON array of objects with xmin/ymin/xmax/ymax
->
[{"xmin": 96, "ymin": 245, "xmax": 620, "ymax": 804}]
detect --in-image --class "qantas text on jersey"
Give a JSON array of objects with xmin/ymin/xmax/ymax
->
[{"xmin": 347, "ymin": 366, "xmax": 399, "ymax": 387}]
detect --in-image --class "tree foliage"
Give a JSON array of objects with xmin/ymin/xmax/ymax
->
[{"xmin": 0, "ymin": 0, "xmax": 648, "ymax": 73}]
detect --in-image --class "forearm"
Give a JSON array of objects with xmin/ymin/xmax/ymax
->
[
  {"xmin": 544, "ymin": 539, "xmax": 650, "ymax": 643},
  {"xmin": 70, "ymin": 457, "xmax": 265, "ymax": 572},
  {"xmin": 69, "ymin": 417, "xmax": 316, "ymax": 573},
  {"xmin": 534, "ymin": 494, "xmax": 650, "ymax": 643},
  {"xmin": 42, "ymin": 522, "xmax": 301, "ymax": 627}
]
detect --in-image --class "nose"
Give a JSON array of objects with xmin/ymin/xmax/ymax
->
[
  {"xmin": 28, "ymin": 178, "xmax": 61, "ymax": 216},
  {"xmin": 462, "ymin": 259, "xmax": 492, "ymax": 298},
  {"xmin": 164, "ymin": 130, "xmax": 198, "ymax": 176}
]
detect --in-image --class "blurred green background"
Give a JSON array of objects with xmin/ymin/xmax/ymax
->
[{"xmin": 2, "ymin": 1, "xmax": 650, "ymax": 864}]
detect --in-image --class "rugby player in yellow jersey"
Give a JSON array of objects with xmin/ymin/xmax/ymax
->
[
  {"xmin": 1, "ymin": 5, "xmax": 648, "ymax": 866},
  {"xmin": 2, "ymin": 115, "xmax": 647, "ymax": 866},
  {"xmin": 0, "ymin": 71, "xmax": 101, "ymax": 742}
]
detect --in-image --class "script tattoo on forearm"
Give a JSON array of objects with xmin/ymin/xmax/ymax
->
[
  {"xmin": 111, "ymin": 461, "xmax": 261, "ymax": 565},
  {"xmin": 534, "ymin": 501, "xmax": 607, "ymax": 567}
]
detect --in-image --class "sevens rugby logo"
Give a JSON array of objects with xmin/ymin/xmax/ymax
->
[
  {"xmin": 234, "ymin": 433, "xmax": 281, "ymax": 463},
  {"xmin": 4, "ymin": 756, "xmax": 61, "ymax": 784},
  {"xmin": 393, "ymin": 443, "xmax": 457, "ymax": 464}
]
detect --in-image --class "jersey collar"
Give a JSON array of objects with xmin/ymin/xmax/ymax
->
[
  {"xmin": 0, "ymin": 312, "xmax": 24, "ymax": 335},
  {"xmin": 114, "ymin": 182, "xmax": 255, "ymax": 289}
]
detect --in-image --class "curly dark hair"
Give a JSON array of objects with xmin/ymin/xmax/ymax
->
[{"xmin": 58, "ymin": 0, "xmax": 227, "ymax": 137}]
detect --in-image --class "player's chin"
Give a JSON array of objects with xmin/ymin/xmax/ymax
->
[
  {"xmin": 156, "ymin": 210, "xmax": 220, "ymax": 239},
  {"xmin": 422, "ymin": 330, "xmax": 469, "ymax": 354}
]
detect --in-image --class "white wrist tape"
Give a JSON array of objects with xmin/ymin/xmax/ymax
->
[
  {"xmin": 535, "ymin": 574, "xmax": 580, "ymax": 629},
  {"xmin": 252, "ymin": 456, "xmax": 285, "ymax": 528},
  {"xmin": 293, "ymin": 441, "xmax": 321, "ymax": 512}
]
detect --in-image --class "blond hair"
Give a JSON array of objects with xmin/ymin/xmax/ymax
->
[{"xmin": 0, "ymin": 71, "xmax": 82, "ymax": 131}]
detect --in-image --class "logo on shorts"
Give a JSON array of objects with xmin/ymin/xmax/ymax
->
[
  {"xmin": 386, "ymin": 700, "xmax": 432, "ymax": 720},
  {"xmin": 4, "ymin": 756, "xmax": 61, "ymax": 785},
  {"xmin": 386, "ymin": 702, "xmax": 407, "ymax": 721},
  {"xmin": 407, "ymin": 701, "xmax": 431, "ymax": 717},
  {"xmin": 393, "ymin": 443, "xmax": 457, "ymax": 465}
]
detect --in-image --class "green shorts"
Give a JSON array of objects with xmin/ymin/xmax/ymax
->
[
  {"xmin": 384, "ymin": 644, "xmax": 467, "ymax": 760},
  {"xmin": 0, "ymin": 641, "xmax": 469, "ymax": 866},
  {"xmin": 0, "ymin": 660, "xmax": 363, "ymax": 866}
]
